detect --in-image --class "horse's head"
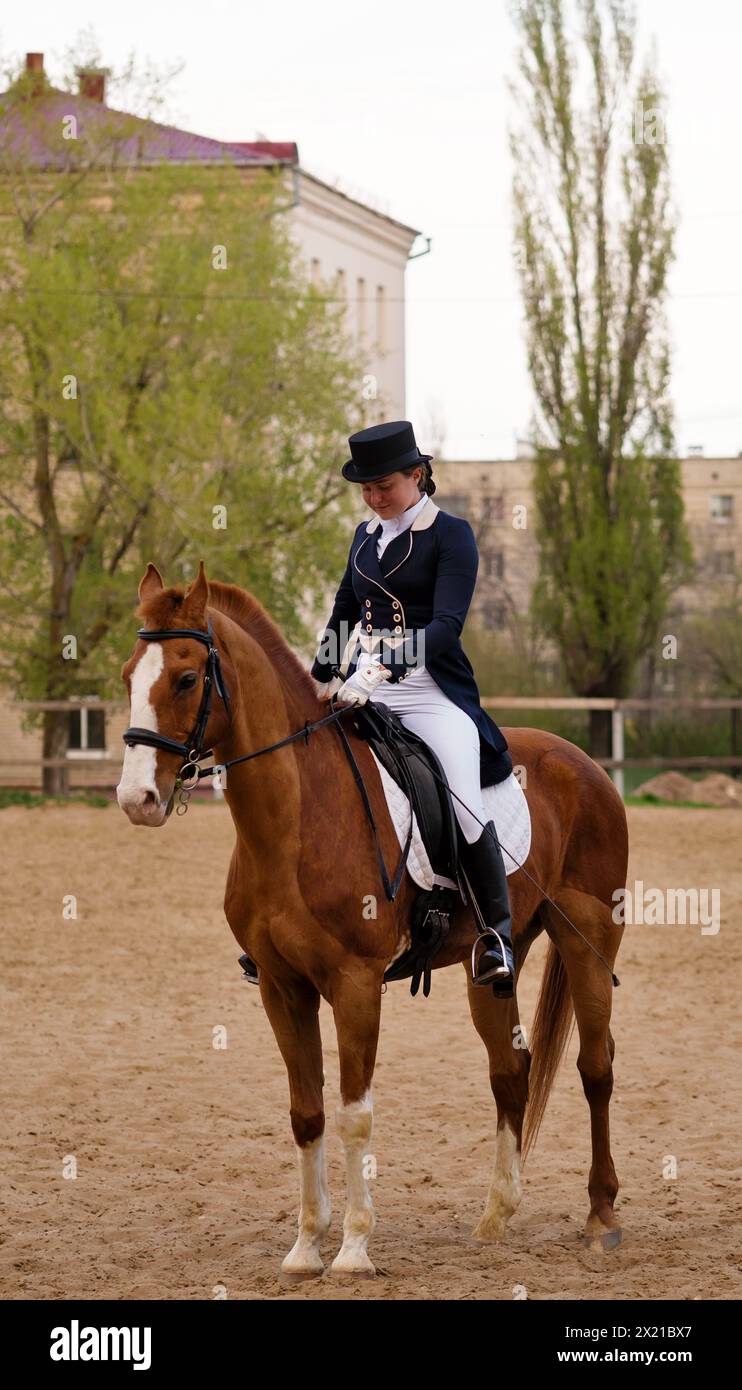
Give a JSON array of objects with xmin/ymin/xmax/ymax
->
[{"xmin": 116, "ymin": 561, "xmax": 234, "ymax": 826}]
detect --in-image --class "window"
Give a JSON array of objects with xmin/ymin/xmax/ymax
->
[
  {"xmin": 713, "ymin": 550, "xmax": 735, "ymax": 576},
  {"xmin": 710, "ymin": 494, "xmax": 733, "ymax": 521},
  {"xmin": 483, "ymin": 605, "xmax": 506, "ymax": 631},
  {"xmin": 481, "ymin": 494, "xmax": 505, "ymax": 523},
  {"xmin": 67, "ymin": 703, "xmax": 107, "ymax": 758},
  {"xmin": 356, "ymin": 277, "xmax": 366, "ymax": 340},
  {"xmin": 375, "ymin": 284, "xmax": 385, "ymax": 351},
  {"xmin": 483, "ymin": 550, "xmax": 504, "ymax": 579},
  {"xmin": 441, "ymin": 492, "xmax": 468, "ymax": 518}
]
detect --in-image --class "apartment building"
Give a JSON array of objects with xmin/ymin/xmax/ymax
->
[{"xmin": 433, "ymin": 453, "xmax": 742, "ymax": 634}]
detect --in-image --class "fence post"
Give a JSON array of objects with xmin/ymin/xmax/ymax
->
[{"xmin": 611, "ymin": 707, "xmax": 625, "ymax": 800}]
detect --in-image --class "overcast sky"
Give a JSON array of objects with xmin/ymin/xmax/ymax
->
[{"xmin": 5, "ymin": 1, "xmax": 741, "ymax": 459}]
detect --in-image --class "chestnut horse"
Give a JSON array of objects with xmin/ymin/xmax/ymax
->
[{"xmin": 117, "ymin": 562, "xmax": 627, "ymax": 1277}]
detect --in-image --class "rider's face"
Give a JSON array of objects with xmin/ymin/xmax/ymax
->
[{"xmin": 360, "ymin": 469, "xmax": 423, "ymax": 518}]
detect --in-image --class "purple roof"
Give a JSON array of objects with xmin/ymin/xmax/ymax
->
[{"xmin": 0, "ymin": 85, "xmax": 298, "ymax": 169}]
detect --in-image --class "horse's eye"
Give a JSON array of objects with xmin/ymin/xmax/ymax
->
[{"xmin": 177, "ymin": 672, "xmax": 199, "ymax": 692}]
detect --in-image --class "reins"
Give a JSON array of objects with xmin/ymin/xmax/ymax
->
[{"xmin": 121, "ymin": 625, "xmax": 618, "ymax": 984}]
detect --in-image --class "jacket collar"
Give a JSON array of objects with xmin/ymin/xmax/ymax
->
[{"xmin": 364, "ymin": 496, "xmax": 440, "ymax": 534}]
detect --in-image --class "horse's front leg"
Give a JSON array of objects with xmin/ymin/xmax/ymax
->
[
  {"xmin": 328, "ymin": 964, "xmax": 383, "ymax": 1277},
  {"xmin": 259, "ymin": 971, "xmax": 331, "ymax": 1279}
]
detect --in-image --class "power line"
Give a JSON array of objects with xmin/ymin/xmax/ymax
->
[{"xmin": 0, "ymin": 285, "xmax": 740, "ymax": 303}]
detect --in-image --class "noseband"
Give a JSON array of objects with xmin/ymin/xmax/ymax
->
[{"xmin": 122, "ymin": 621, "xmax": 232, "ymax": 784}]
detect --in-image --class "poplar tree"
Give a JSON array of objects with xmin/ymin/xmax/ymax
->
[{"xmin": 510, "ymin": 0, "xmax": 692, "ymax": 755}]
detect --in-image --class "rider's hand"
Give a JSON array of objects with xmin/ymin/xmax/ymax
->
[{"xmin": 336, "ymin": 662, "xmax": 391, "ymax": 707}]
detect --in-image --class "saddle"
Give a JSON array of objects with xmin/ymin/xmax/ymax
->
[{"xmin": 350, "ymin": 700, "xmax": 468, "ymax": 997}]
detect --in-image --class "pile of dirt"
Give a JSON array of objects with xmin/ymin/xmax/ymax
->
[
  {"xmin": 636, "ymin": 771, "xmax": 695, "ymax": 802},
  {"xmin": 691, "ymin": 772, "xmax": 742, "ymax": 807},
  {"xmin": 637, "ymin": 770, "xmax": 742, "ymax": 806}
]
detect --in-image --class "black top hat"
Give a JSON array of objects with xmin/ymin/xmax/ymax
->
[{"xmin": 342, "ymin": 420, "xmax": 433, "ymax": 483}]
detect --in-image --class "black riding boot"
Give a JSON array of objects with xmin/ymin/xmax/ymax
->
[{"xmin": 458, "ymin": 820, "xmax": 515, "ymax": 997}]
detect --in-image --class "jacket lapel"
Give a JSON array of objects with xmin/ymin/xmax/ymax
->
[
  {"xmin": 378, "ymin": 528, "xmax": 414, "ymax": 579},
  {"xmin": 358, "ymin": 498, "xmax": 441, "ymax": 583},
  {"xmin": 353, "ymin": 530, "xmax": 386, "ymax": 585}
]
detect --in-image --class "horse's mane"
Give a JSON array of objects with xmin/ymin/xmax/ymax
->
[{"xmin": 136, "ymin": 578, "xmax": 318, "ymax": 702}]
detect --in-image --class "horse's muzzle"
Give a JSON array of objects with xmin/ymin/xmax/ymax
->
[{"xmin": 116, "ymin": 783, "xmax": 174, "ymax": 826}]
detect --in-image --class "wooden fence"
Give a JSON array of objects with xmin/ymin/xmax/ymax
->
[
  {"xmin": 481, "ymin": 697, "xmax": 742, "ymax": 798},
  {"xmin": 5, "ymin": 696, "xmax": 742, "ymax": 801}
]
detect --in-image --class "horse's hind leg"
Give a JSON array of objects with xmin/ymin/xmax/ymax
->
[
  {"xmin": 465, "ymin": 968, "xmax": 531, "ymax": 1241},
  {"xmin": 259, "ymin": 972, "xmax": 331, "ymax": 1278},
  {"xmin": 542, "ymin": 889, "xmax": 623, "ymax": 1249}
]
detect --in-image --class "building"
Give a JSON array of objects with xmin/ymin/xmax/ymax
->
[
  {"xmin": 0, "ymin": 52, "xmax": 424, "ymax": 789},
  {"xmin": 433, "ymin": 453, "xmax": 742, "ymax": 637},
  {"xmin": 2, "ymin": 53, "xmax": 422, "ymax": 418},
  {"xmin": 677, "ymin": 456, "xmax": 742, "ymax": 600},
  {"xmin": 432, "ymin": 458, "xmax": 539, "ymax": 633}
]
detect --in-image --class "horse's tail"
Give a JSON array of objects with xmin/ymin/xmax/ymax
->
[{"xmin": 522, "ymin": 940, "xmax": 574, "ymax": 1161}]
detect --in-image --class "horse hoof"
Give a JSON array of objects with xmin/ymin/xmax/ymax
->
[
  {"xmin": 279, "ymin": 1266, "xmax": 325, "ymax": 1284},
  {"xmin": 328, "ymin": 1256, "xmax": 376, "ymax": 1279},
  {"xmin": 471, "ymin": 1217, "xmax": 507, "ymax": 1242},
  {"xmin": 582, "ymin": 1226, "xmax": 622, "ymax": 1252}
]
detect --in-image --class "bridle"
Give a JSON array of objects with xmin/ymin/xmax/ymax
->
[
  {"xmin": 122, "ymin": 622, "xmax": 234, "ymax": 814},
  {"xmin": 121, "ymin": 621, "xmax": 357, "ymax": 817}
]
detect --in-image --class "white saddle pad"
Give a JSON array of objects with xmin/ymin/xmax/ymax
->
[{"xmin": 370, "ymin": 754, "xmax": 532, "ymax": 891}]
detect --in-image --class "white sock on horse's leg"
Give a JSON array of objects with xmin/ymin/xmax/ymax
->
[
  {"xmin": 281, "ymin": 1133, "xmax": 332, "ymax": 1275},
  {"xmin": 330, "ymin": 1089, "xmax": 376, "ymax": 1275},
  {"xmin": 474, "ymin": 1120, "xmax": 523, "ymax": 1241}
]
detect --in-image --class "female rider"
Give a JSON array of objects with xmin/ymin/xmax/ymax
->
[{"xmin": 310, "ymin": 419, "xmax": 515, "ymax": 994}]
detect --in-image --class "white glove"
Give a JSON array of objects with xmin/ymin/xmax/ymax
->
[{"xmin": 336, "ymin": 661, "xmax": 392, "ymax": 706}]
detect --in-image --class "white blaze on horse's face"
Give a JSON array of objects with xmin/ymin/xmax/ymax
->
[{"xmin": 117, "ymin": 642, "xmax": 171, "ymax": 826}]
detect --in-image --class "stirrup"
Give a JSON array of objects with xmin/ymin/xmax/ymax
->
[{"xmin": 470, "ymin": 930, "xmax": 513, "ymax": 988}]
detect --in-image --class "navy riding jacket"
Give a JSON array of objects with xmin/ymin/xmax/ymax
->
[{"xmin": 310, "ymin": 497, "xmax": 513, "ymax": 787}]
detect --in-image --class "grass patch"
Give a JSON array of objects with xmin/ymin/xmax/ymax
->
[{"xmin": 0, "ymin": 788, "xmax": 110, "ymax": 810}]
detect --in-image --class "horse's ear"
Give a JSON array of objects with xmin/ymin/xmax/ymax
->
[
  {"xmin": 138, "ymin": 563, "xmax": 164, "ymax": 602},
  {"xmin": 183, "ymin": 559, "xmax": 209, "ymax": 625}
]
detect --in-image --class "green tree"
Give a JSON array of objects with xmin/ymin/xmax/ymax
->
[
  {"xmin": 509, "ymin": 0, "xmax": 692, "ymax": 755},
  {"xmin": 0, "ymin": 49, "xmax": 364, "ymax": 793}
]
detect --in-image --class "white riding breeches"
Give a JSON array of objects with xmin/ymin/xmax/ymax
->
[{"xmin": 354, "ymin": 648, "xmax": 488, "ymax": 844}]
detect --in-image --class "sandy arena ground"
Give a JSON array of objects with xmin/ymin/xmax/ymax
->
[{"xmin": 1, "ymin": 801, "xmax": 740, "ymax": 1301}]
